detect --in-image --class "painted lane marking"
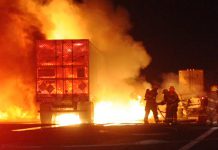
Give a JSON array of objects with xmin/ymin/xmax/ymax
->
[
  {"xmin": 12, "ymin": 125, "xmax": 61, "ymax": 132},
  {"xmin": 12, "ymin": 123, "xmax": 144, "ymax": 132},
  {"xmin": 103, "ymin": 123, "xmax": 142, "ymax": 126},
  {"xmin": 12, "ymin": 126, "xmax": 42, "ymax": 132},
  {"xmin": 178, "ymin": 127, "xmax": 218, "ymax": 150}
]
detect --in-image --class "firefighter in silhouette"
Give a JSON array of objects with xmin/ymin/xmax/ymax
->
[
  {"xmin": 206, "ymin": 86, "xmax": 218, "ymax": 125},
  {"xmin": 144, "ymin": 86, "xmax": 159, "ymax": 123},
  {"xmin": 198, "ymin": 96, "xmax": 208, "ymax": 124},
  {"xmin": 161, "ymin": 89, "xmax": 169, "ymax": 122},
  {"xmin": 163, "ymin": 86, "xmax": 180, "ymax": 124}
]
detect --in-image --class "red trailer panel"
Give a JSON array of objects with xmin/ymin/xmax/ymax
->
[{"xmin": 36, "ymin": 40, "xmax": 89, "ymax": 102}]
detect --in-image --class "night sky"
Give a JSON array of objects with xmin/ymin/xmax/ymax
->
[{"xmin": 113, "ymin": 0, "xmax": 218, "ymax": 88}]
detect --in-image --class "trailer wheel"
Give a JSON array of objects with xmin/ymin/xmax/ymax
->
[
  {"xmin": 78, "ymin": 101, "xmax": 94, "ymax": 124},
  {"xmin": 40, "ymin": 103, "xmax": 52, "ymax": 125}
]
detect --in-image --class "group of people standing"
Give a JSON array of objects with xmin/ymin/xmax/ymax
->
[
  {"xmin": 144, "ymin": 85, "xmax": 218, "ymax": 125},
  {"xmin": 144, "ymin": 85, "xmax": 180, "ymax": 125}
]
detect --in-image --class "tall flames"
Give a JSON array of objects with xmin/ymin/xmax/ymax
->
[{"xmin": 0, "ymin": 0, "xmax": 152, "ymax": 124}]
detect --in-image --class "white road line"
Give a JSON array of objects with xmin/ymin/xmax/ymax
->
[
  {"xmin": 103, "ymin": 123, "xmax": 141, "ymax": 126},
  {"xmin": 12, "ymin": 126, "xmax": 42, "ymax": 132},
  {"xmin": 178, "ymin": 127, "xmax": 218, "ymax": 150},
  {"xmin": 12, "ymin": 125, "xmax": 60, "ymax": 132},
  {"xmin": 12, "ymin": 123, "xmax": 142, "ymax": 132}
]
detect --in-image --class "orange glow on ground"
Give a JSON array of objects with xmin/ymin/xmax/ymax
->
[
  {"xmin": 94, "ymin": 100, "xmax": 144, "ymax": 124},
  {"xmin": 53, "ymin": 113, "xmax": 81, "ymax": 126},
  {"xmin": 93, "ymin": 96, "xmax": 160, "ymax": 124},
  {"xmin": 51, "ymin": 96, "xmax": 163, "ymax": 126}
]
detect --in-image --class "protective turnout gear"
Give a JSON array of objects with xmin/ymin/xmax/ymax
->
[
  {"xmin": 198, "ymin": 96, "xmax": 208, "ymax": 124},
  {"xmin": 144, "ymin": 88, "xmax": 159, "ymax": 123},
  {"xmin": 163, "ymin": 86, "xmax": 179, "ymax": 124},
  {"xmin": 206, "ymin": 89, "xmax": 218, "ymax": 126}
]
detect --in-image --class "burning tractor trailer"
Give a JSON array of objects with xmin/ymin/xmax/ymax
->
[{"xmin": 36, "ymin": 39, "xmax": 94, "ymax": 124}]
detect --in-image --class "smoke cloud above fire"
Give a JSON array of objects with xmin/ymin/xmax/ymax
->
[
  {"xmin": 28, "ymin": 0, "xmax": 151, "ymax": 101},
  {"xmin": 0, "ymin": 0, "xmax": 151, "ymax": 121},
  {"xmin": 0, "ymin": 0, "xmax": 45, "ymax": 121}
]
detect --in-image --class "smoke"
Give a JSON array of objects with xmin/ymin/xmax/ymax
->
[
  {"xmin": 161, "ymin": 72, "xmax": 205, "ymax": 99},
  {"xmin": 85, "ymin": 1, "xmax": 151, "ymax": 101},
  {"xmin": 27, "ymin": 0, "xmax": 151, "ymax": 102},
  {"xmin": 0, "ymin": 0, "xmax": 45, "ymax": 121},
  {"xmin": 161, "ymin": 73, "xmax": 179, "ymax": 91},
  {"xmin": 0, "ymin": 0, "xmax": 151, "ymax": 121},
  {"xmin": 81, "ymin": 0, "xmax": 151, "ymax": 102}
]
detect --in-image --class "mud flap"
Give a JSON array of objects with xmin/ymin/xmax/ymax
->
[
  {"xmin": 78, "ymin": 101, "xmax": 94, "ymax": 124},
  {"xmin": 40, "ymin": 103, "xmax": 53, "ymax": 125}
]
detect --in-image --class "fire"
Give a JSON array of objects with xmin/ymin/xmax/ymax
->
[
  {"xmin": 51, "ymin": 95, "xmax": 161, "ymax": 125},
  {"xmin": 54, "ymin": 113, "xmax": 81, "ymax": 126},
  {"xmin": 0, "ymin": 112, "xmax": 8, "ymax": 120},
  {"xmin": 0, "ymin": 78, "xmax": 37, "ymax": 122},
  {"xmin": 53, "ymin": 96, "xmax": 159, "ymax": 125},
  {"xmin": 33, "ymin": 0, "xmax": 151, "ymax": 125},
  {"xmin": 94, "ymin": 96, "xmax": 160, "ymax": 124},
  {"xmin": 0, "ymin": 106, "xmax": 37, "ymax": 122},
  {"xmin": 0, "ymin": 0, "xmax": 151, "ymax": 124},
  {"xmin": 94, "ymin": 98, "xmax": 145, "ymax": 124},
  {"xmin": 35, "ymin": 0, "xmax": 86, "ymax": 40}
]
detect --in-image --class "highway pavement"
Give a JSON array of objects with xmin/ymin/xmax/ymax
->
[{"xmin": 0, "ymin": 122, "xmax": 217, "ymax": 150}]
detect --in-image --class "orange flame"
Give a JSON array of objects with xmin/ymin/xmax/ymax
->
[
  {"xmin": 54, "ymin": 113, "xmax": 81, "ymax": 126},
  {"xmin": 0, "ymin": 0, "xmax": 151, "ymax": 124},
  {"xmin": 32, "ymin": 0, "xmax": 151, "ymax": 125},
  {"xmin": 94, "ymin": 97, "xmax": 145, "ymax": 124}
]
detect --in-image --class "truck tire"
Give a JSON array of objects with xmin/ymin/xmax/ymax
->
[
  {"xmin": 40, "ymin": 103, "xmax": 52, "ymax": 124},
  {"xmin": 78, "ymin": 101, "xmax": 94, "ymax": 124}
]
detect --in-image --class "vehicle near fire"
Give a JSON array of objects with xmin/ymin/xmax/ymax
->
[
  {"xmin": 36, "ymin": 39, "xmax": 94, "ymax": 124},
  {"xmin": 178, "ymin": 69, "xmax": 205, "ymax": 121}
]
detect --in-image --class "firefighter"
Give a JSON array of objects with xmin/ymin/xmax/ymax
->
[
  {"xmin": 161, "ymin": 89, "xmax": 169, "ymax": 123},
  {"xmin": 206, "ymin": 86, "xmax": 218, "ymax": 125},
  {"xmin": 144, "ymin": 86, "xmax": 159, "ymax": 123},
  {"xmin": 198, "ymin": 96, "xmax": 208, "ymax": 124},
  {"xmin": 164, "ymin": 86, "xmax": 180, "ymax": 124}
]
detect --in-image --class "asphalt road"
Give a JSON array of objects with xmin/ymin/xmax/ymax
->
[{"xmin": 0, "ymin": 123, "xmax": 217, "ymax": 150}]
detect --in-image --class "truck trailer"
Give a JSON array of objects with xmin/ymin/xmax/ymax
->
[
  {"xmin": 36, "ymin": 39, "xmax": 94, "ymax": 124},
  {"xmin": 178, "ymin": 69, "xmax": 205, "ymax": 120}
]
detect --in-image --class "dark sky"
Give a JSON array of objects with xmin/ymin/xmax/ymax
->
[{"xmin": 113, "ymin": 0, "xmax": 218, "ymax": 87}]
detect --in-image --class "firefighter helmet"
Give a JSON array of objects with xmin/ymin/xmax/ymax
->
[{"xmin": 169, "ymin": 86, "xmax": 175, "ymax": 91}]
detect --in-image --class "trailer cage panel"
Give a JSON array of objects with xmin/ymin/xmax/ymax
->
[{"xmin": 36, "ymin": 39, "xmax": 93, "ymax": 124}]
